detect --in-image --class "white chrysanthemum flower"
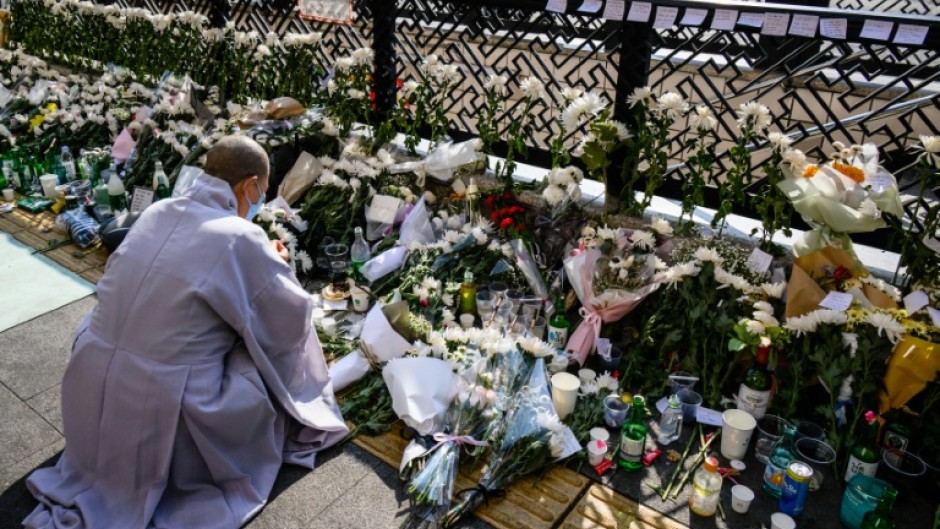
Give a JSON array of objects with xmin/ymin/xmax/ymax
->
[
  {"xmin": 858, "ymin": 276, "xmax": 902, "ymax": 303},
  {"xmin": 713, "ymin": 267, "xmax": 751, "ymax": 292},
  {"xmin": 352, "ymin": 47, "xmax": 374, "ymax": 66},
  {"xmin": 597, "ymin": 225, "xmax": 620, "ymax": 241},
  {"xmin": 519, "ymin": 77, "xmax": 545, "ymax": 100},
  {"xmin": 864, "ymin": 312, "xmax": 905, "ymax": 344},
  {"xmin": 580, "ymin": 381, "xmax": 600, "ymax": 396},
  {"xmin": 609, "ymin": 120, "xmax": 630, "ymax": 142},
  {"xmin": 630, "ymin": 230, "xmax": 655, "ymax": 250},
  {"xmin": 688, "ymin": 105, "xmax": 717, "ymax": 133},
  {"xmin": 562, "ymin": 92, "xmax": 606, "ymax": 131},
  {"xmin": 560, "ymin": 86, "xmax": 584, "ymax": 103},
  {"xmin": 737, "ymin": 101, "xmax": 772, "ymax": 132},
  {"xmin": 919, "ymin": 135, "xmax": 940, "ymax": 167},
  {"xmin": 653, "ymin": 91, "xmax": 688, "ymax": 120},
  {"xmin": 626, "ymin": 86, "xmax": 652, "ymax": 108},
  {"xmin": 752, "ymin": 311, "xmax": 779, "ymax": 327},
  {"xmin": 694, "ymin": 247, "xmax": 723, "ymax": 264},
  {"xmin": 483, "ymin": 74, "xmax": 508, "ymax": 96},
  {"xmin": 760, "ymin": 281, "xmax": 786, "ymax": 299},
  {"xmin": 650, "ymin": 216, "xmax": 673, "ymax": 236},
  {"xmin": 858, "ymin": 199, "xmax": 880, "ymax": 219},
  {"xmin": 781, "ymin": 148, "xmax": 807, "ymax": 178},
  {"xmin": 842, "ymin": 332, "xmax": 859, "ymax": 358},
  {"xmin": 595, "ymin": 372, "xmax": 618, "ymax": 392},
  {"xmin": 295, "ymin": 249, "xmax": 313, "ymax": 272},
  {"xmin": 542, "ymin": 184, "xmax": 566, "ymax": 206},
  {"xmin": 766, "ymin": 131, "xmax": 793, "ymax": 151},
  {"xmin": 742, "ymin": 319, "xmax": 766, "ymax": 336},
  {"xmin": 753, "ymin": 301, "xmax": 774, "ymax": 314}
]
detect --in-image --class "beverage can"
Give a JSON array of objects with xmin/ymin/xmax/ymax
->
[{"xmin": 779, "ymin": 461, "xmax": 813, "ymax": 516}]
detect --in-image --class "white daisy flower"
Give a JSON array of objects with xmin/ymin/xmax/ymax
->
[
  {"xmin": 650, "ymin": 216, "xmax": 673, "ymax": 236},
  {"xmin": 864, "ymin": 312, "xmax": 905, "ymax": 344}
]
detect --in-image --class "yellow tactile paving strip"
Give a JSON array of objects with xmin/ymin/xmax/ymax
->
[
  {"xmin": 353, "ymin": 423, "xmax": 594, "ymax": 529},
  {"xmin": 560, "ymin": 484, "xmax": 689, "ymax": 529},
  {"xmin": 0, "ymin": 203, "xmax": 109, "ymax": 282}
]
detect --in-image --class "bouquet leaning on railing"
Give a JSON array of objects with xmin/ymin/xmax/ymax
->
[{"xmin": 440, "ymin": 359, "xmax": 580, "ymax": 528}]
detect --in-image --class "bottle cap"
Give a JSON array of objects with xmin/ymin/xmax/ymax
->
[
  {"xmin": 464, "ymin": 270, "xmax": 474, "ymax": 282},
  {"xmin": 703, "ymin": 456, "xmax": 719, "ymax": 472},
  {"xmin": 667, "ymin": 394, "xmax": 681, "ymax": 409}
]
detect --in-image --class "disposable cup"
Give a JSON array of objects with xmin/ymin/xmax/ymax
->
[
  {"xmin": 589, "ymin": 427, "xmax": 610, "ymax": 444},
  {"xmin": 669, "ymin": 371, "xmax": 696, "ymax": 396},
  {"xmin": 731, "ymin": 484, "xmax": 754, "ymax": 513},
  {"xmin": 721, "ymin": 409, "xmax": 758, "ymax": 460},
  {"xmin": 677, "ymin": 389, "xmax": 702, "ymax": 423},
  {"xmin": 40, "ymin": 174, "xmax": 58, "ymax": 199},
  {"xmin": 587, "ymin": 439, "xmax": 607, "ymax": 466},
  {"xmin": 770, "ymin": 512, "xmax": 795, "ymax": 529},
  {"xmin": 459, "ymin": 313, "xmax": 475, "ymax": 329},
  {"xmin": 603, "ymin": 395, "xmax": 629, "ymax": 427},
  {"xmin": 351, "ymin": 287, "xmax": 369, "ymax": 312},
  {"xmin": 2, "ymin": 188, "xmax": 13, "ymax": 201},
  {"xmin": 550, "ymin": 372, "xmax": 580, "ymax": 420},
  {"xmin": 756, "ymin": 415, "xmax": 791, "ymax": 464},
  {"xmin": 578, "ymin": 368, "xmax": 596, "ymax": 384},
  {"xmin": 795, "ymin": 437, "xmax": 836, "ymax": 491}
]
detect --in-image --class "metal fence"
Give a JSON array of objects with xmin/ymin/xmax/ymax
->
[{"xmin": 110, "ymin": 0, "xmax": 939, "ymax": 249}]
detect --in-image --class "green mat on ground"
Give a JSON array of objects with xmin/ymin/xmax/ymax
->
[{"xmin": 0, "ymin": 233, "xmax": 97, "ymax": 332}]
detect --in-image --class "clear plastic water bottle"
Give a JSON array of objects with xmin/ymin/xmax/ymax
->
[
  {"xmin": 60, "ymin": 146, "xmax": 76, "ymax": 180},
  {"xmin": 657, "ymin": 394, "xmax": 683, "ymax": 445}
]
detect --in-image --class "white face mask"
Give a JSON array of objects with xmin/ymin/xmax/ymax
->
[{"xmin": 244, "ymin": 180, "xmax": 265, "ymax": 220}]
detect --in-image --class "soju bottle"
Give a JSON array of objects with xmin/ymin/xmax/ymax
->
[
  {"xmin": 458, "ymin": 271, "xmax": 476, "ymax": 315},
  {"xmin": 60, "ymin": 146, "xmax": 76, "ymax": 181},
  {"xmin": 763, "ymin": 423, "xmax": 797, "ymax": 497},
  {"xmin": 547, "ymin": 296, "xmax": 570, "ymax": 350},
  {"xmin": 618, "ymin": 395, "xmax": 648, "ymax": 471},
  {"xmin": 108, "ymin": 171, "xmax": 127, "ymax": 212},
  {"xmin": 153, "ymin": 161, "xmax": 171, "ymax": 200},
  {"xmin": 736, "ymin": 345, "xmax": 773, "ymax": 419},
  {"xmin": 350, "ymin": 226, "xmax": 371, "ymax": 280},
  {"xmin": 860, "ymin": 486, "xmax": 897, "ymax": 529},
  {"xmin": 845, "ymin": 412, "xmax": 880, "ymax": 483}
]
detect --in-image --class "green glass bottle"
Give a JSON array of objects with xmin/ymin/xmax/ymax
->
[
  {"xmin": 153, "ymin": 161, "xmax": 171, "ymax": 200},
  {"xmin": 736, "ymin": 345, "xmax": 773, "ymax": 419},
  {"xmin": 860, "ymin": 486, "xmax": 897, "ymax": 529},
  {"xmin": 845, "ymin": 413, "xmax": 881, "ymax": 483},
  {"xmin": 458, "ymin": 271, "xmax": 476, "ymax": 315},
  {"xmin": 881, "ymin": 417, "xmax": 911, "ymax": 468},
  {"xmin": 763, "ymin": 423, "xmax": 797, "ymax": 497},
  {"xmin": 547, "ymin": 297, "xmax": 570, "ymax": 350},
  {"xmin": 618, "ymin": 395, "xmax": 648, "ymax": 471}
]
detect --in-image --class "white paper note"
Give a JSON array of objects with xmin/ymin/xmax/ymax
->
[
  {"xmin": 903, "ymin": 291, "xmax": 930, "ymax": 314},
  {"xmin": 680, "ymin": 8, "xmax": 707, "ymax": 26},
  {"xmin": 866, "ymin": 172, "xmax": 894, "ymax": 193},
  {"xmin": 711, "ymin": 9, "xmax": 738, "ymax": 31},
  {"xmin": 762, "ymin": 13, "xmax": 790, "ymax": 36},
  {"xmin": 602, "ymin": 0, "xmax": 625, "ymax": 20},
  {"xmin": 546, "ymin": 0, "xmax": 567, "ymax": 13},
  {"xmin": 130, "ymin": 187, "xmax": 154, "ymax": 213},
  {"xmin": 626, "ymin": 1, "xmax": 652, "ymax": 22},
  {"xmin": 789, "ymin": 14, "xmax": 818, "ymax": 38},
  {"xmin": 820, "ymin": 18, "xmax": 847, "ymax": 39},
  {"xmin": 737, "ymin": 12, "xmax": 764, "ymax": 28},
  {"xmin": 324, "ymin": 298, "xmax": 349, "ymax": 311},
  {"xmin": 929, "ymin": 307, "xmax": 940, "ymax": 328},
  {"xmin": 696, "ymin": 407, "xmax": 723, "ymax": 427},
  {"xmin": 451, "ymin": 178, "xmax": 466, "ymax": 195},
  {"xmin": 578, "ymin": 0, "xmax": 602, "ymax": 13},
  {"xmin": 653, "ymin": 6, "xmax": 678, "ymax": 28},
  {"xmin": 819, "ymin": 291, "xmax": 855, "ymax": 312},
  {"xmin": 894, "ymin": 24, "xmax": 929, "ymax": 46},
  {"xmin": 860, "ymin": 20, "xmax": 894, "ymax": 41},
  {"xmin": 747, "ymin": 247, "xmax": 773, "ymax": 274}
]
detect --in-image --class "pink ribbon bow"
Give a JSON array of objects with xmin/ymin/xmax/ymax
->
[{"xmin": 431, "ymin": 432, "xmax": 488, "ymax": 455}]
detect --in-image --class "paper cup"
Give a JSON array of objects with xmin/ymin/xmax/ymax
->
[
  {"xmin": 459, "ymin": 313, "xmax": 475, "ymax": 329},
  {"xmin": 587, "ymin": 439, "xmax": 608, "ymax": 466},
  {"xmin": 721, "ymin": 409, "xmax": 758, "ymax": 460},
  {"xmin": 2, "ymin": 188, "xmax": 13, "ymax": 201},
  {"xmin": 578, "ymin": 368, "xmax": 596, "ymax": 384},
  {"xmin": 40, "ymin": 174, "xmax": 58, "ymax": 199},
  {"xmin": 731, "ymin": 484, "xmax": 755, "ymax": 513},
  {"xmin": 351, "ymin": 287, "xmax": 370, "ymax": 312},
  {"xmin": 771, "ymin": 512, "xmax": 796, "ymax": 529},
  {"xmin": 589, "ymin": 427, "xmax": 610, "ymax": 444},
  {"xmin": 551, "ymin": 372, "xmax": 580, "ymax": 420}
]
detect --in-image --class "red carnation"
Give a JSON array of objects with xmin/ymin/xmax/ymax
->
[{"xmin": 500, "ymin": 218, "xmax": 514, "ymax": 229}]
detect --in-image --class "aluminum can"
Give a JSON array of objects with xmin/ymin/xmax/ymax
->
[{"xmin": 779, "ymin": 461, "xmax": 813, "ymax": 516}]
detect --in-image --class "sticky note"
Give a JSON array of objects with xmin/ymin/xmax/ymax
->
[
  {"xmin": 627, "ymin": 1, "xmax": 652, "ymax": 22},
  {"xmin": 820, "ymin": 18, "xmax": 847, "ymax": 39}
]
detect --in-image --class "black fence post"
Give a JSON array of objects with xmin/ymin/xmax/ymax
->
[
  {"xmin": 371, "ymin": 0, "xmax": 398, "ymax": 119},
  {"xmin": 607, "ymin": 20, "xmax": 653, "ymax": 198},
  {"xmin": 209, "ymin": 0, "xmax": 228, "ymax": 28}
]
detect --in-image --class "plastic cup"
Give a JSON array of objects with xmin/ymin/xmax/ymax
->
[
  {"xmin": 677, "ymin": 389, "xmax": 702, "ymax": 423},
  {"xmin": 488, "ymin": 281, "xmax": 508, "ymax": 299},
  {"xmin": 771, "ymin": 512, "xmax": 795, "ymax": 529},
  {"xmin": 2, "ymin": 188, "xmax": 13, "ymax": 201},
  {"xmin": 324, "ymin": 243, "xmax": 348, "ymax": 266},
  {"xmin": 796, "ymin": 420, "xmax": 826, "ymax": 441},
  {"xmin": 550, "ymin": 372, "xmax": 580, "ymax": 420},
  {"xmin": 589, "ymin": 427, "xmax": 610, "ymax": 444},
  {"xmin": 523, "ymin": 316, "xmax": 546, "ymax": 340},
  {"xmin": 604, "ymin": 395, "xmax": 630, "ymax": 427},
  {"xmin": 795, "ymin": 437, "xmax": 837, "ymax": 492},
  {"xmin": 459, "ymin": 313, "xmax": 475, "ymax": 329},
  {"xmin": 594, "ymin": 346, "xmax": 623, "ymax": 374},
  {"xmin": 669, "ymin": 371, "xmax": 696, "ymax": 396},
  {"xmin": 506, "ymin": 288, "xmax": 525, "ymax": 310},
  {"xmin": 351, "ymin": 287, "xmax": 370, "ymax": 312},
  {"xmin": 578, "ymin": 369, "xmax": 597, "ymax": 384},
  {"xmin": 731, "ymin": 484, "xmax": 755, "ymax": 513},
  {"xmin": 40, "ymin": 174, "xmax": 58, "ymax": 198},
  {"xmin": 878, "ymin": 449, "xmax": 926, "ymax": 498},
  {"xmin": 587, "ymin": 439, "xmax": 608, "ymax": 466},
  {"xmin": 476, "ymin": 290, "xmax": 495, "ymax": 313},
  {"xmin": 756, "ymin": 415, "xmax": 791, "ymax": 465},
  {"xmin": 721, "ymin": 409, "xmax": 758, "ymax": 460}
]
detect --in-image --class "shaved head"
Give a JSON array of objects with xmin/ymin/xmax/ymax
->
[{"xmin": 204, "ymin": 135, "xmax": 270, "ymax": 186}]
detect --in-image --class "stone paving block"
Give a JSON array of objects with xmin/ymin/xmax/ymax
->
[
  {"xmin": 0, "ymin": 383, "xmax": 62, "ymax": 476},
  {"xmin": 354, "ymin": 424, "xmax": 590, "ymax": 529},
  {"xmin": 26, "ymin": 384, "xmax": 63, "ymax": 435},
  {"xmin": 0, "ymin": 438, "xmax": 63, "ymax": 529},
  {"xmin": 0, "ymin": 296, "xmax": 96, "ymax": 399},
  {"xmin": 560, "ymin": 484, "xmax": 689, "ymax": 529},
  {"xmin": 245, "ymin": 444, "xmax": 380, "ymax": 529}
]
